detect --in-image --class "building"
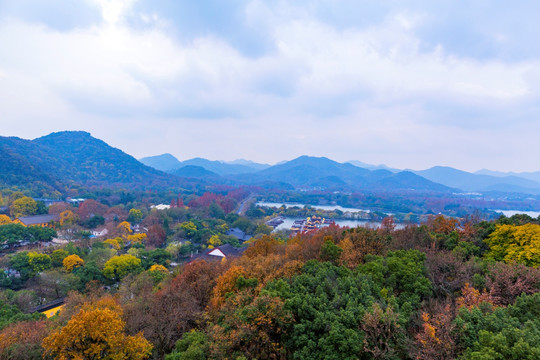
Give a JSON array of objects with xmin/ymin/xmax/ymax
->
[
  {"xmin": 13, "ymin": 214, "xmax": 60, "ymax": 227},
  {"xmin": 226, "ymin": 227, "xmax": 252, "ymax": 242},
  {"xmin": 30, "ymin": 298, "xmax": 65, "ymax": 318},
  {"xmin": 191, "ymin": 244, "xmax": 247, "ymax": 262}
]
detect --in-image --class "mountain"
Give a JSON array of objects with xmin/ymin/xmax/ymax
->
[
  {"xmin": 170, "ymin": 165, "xmax": 221, "ymax": 180},
  {"xmin": 415, "ymin": 166, "xmax": 540, "ymax": 193},
  {"xmin": 347, "ymin": 160, "xmax": 400, "ymax": 172},
  {"xmin": 0, "ymin": 131, "xmax": 196, "ymax": 193},
  {"xmin": 475, "ymin": 169, "xmax": 540, "ymax": 183},
  {"xmin": 139, "ymin": 153, "xmax": 182, "ymax": 172},
  {"xmin": 223, "ymin": 159, "xmax": 271, "ymax": 171},
  {"xmin": 248, "ymin": 156, "xmax": 451, "ymax": 192}
]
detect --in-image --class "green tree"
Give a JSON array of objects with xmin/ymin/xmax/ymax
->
[
  {"xmin": 165, "ymin": 330, "xmax": 209, "ymax": 360},
  {"xmin": 103, "ymin": 255, "xmax": 143, "ymax": 281},
  {"xmin": 51, "ymin": 249, "xmax": 69, "ymax": 268},
  {"xmin": 455, "ymin": 293, "xmax": 540, "ymax": 359},
  {"xmin": 27, "ymin": 252, "xmax": 52, "ymax": 273},
  {"xmin": 358, "ymin": 250, "xmax": 432, "ymax": 311},
  {"xmin": 127, "ymin": 209, "xmax": 143, "ymax": 224}
]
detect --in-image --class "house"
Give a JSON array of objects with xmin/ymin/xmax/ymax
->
[
  {"xmin": 191, "ymin": 244, "xmax": 247, "ymax": 262},
  {"xmin": 30, "ymin": 298, "xmax": 65, "ymax": 318},
  {"xmin": 13, "ymin": 214, "xmax": 60, "ymax": 227},
  {"xmin": 91, "ymin": 227, "xmax": 109, "ymax": 237},
  {"xmin": 226, "ymin": 227, "xmax": 252, "ymax": 242}
]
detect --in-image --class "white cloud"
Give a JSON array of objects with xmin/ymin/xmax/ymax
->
[{"xmin": 0, "ymin": 1, "xmax": 539, "ymax": 172}]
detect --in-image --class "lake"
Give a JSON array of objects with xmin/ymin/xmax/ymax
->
[
  {"xmin": 494, "ymin": 210, "xmax": 540, "ymax": 218},
  {"xmin": 272, "ymin": 217, "xmax": 404, "ymax": 232},
  {"xmin": 257, "ymin": 201, "xmax": 374, "ymax": 213}
]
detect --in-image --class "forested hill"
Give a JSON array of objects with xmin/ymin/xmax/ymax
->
[{"xmin": 0, "ymin": 131, "xmax": 197, "ymax": 194}]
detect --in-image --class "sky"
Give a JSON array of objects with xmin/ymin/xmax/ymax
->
[{"xmin": 1, "ymin": 0, "xmax": 539, "ymax": 172}]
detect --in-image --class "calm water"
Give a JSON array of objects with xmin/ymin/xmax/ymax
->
[
  {"xmin": 257, "ymin": 201, "xmax": 373, "ymax": 213},
  {"xmin": 494, "ymin": 210, "xmax": 540, "ymax": 218},
  {"xmin": 273, "ymin": 217, "xmax": 404, "ymax": 232}
]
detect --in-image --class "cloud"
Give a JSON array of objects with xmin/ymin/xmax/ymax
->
[{"xmin": 0, "ymin": 0, "xmax": 539, "ymax": 172}]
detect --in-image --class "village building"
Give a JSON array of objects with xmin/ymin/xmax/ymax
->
[
  {"xmin": 30, "ymin": 298, "xmax": 65, "ymax": 318},
  {"xmin": 226, "ymin": 227, "xmax": 252, "ymax": 242},
  {"xmin": 191, "ymin": 244, "xmax": 247, "ymax": 262},
  {"xmin": 13, "ymin": 214, "xmax": 60, "ymax": 228}
]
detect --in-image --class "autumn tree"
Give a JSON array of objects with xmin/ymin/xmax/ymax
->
[
  {"xmin": 117, "ymin": 221, "xmax": 133, "ymax": 236},
  {"xmin": 485, "ymin": 223, "xmax": 540, "ymax": 267},
  {"xmin": 42, "ymin": 297, "xmax": 152, "ymax": 360},
  {"xmin": 0, "ymin": 215, "xmax": 11, "ymax": 225},
  {"xmin": 128, "ymin": 233, "xmax": 147, "ymax": 244},
  {"xmin": 103, "ymin": 254, "xmax": 142, "ymax": 281},
  {"xmin": 76, "ymin": 199, "xmax": 108, "ymax": 220},
  {"xmin": 147, "ymin": 224, "xmax": 166, "ymax": 247},
  {"xmin": 414, "ymin": 303, "xmax": 457, "ymax": 360},
  {"xmin": 59, "ymin": 210, "xmax": 78, "ymax": 227},
  {"xmin": 0, "ymin": 319, "xmax": 49, "ymax": 360},
  {"xmin": 10, "ymin": 196, "xmax": 37, "ymax": 218},
  {"xmin": 63, "ymin": 254, "xmax": 85, "ymax": 272}
]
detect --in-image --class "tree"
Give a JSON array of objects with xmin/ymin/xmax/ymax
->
[
  {"xmin": 27, "ymin": 252, "xmax": 51, "ymax": 273},
  {"xmin": 128, "ymin": 233, "xmax": 147, "ymax": 244},
  {"xmin": 42, "ymin": 297, "xmax": 152, "ymax": 360},
  {"xmin": 127, "ymin": 209, "xmax": 143, "ymax": 224},
  {"xmin": 10, "ymin": 197, "xmax": 37, "ymax": 218},
  {"xmin": 104, "ymin": 237, "xmax": 122, "ymax": 250},
  {"xmin": 485, "ymin": 223, "xmax": 540, "ymax": 267},
  {"xmin": 59, "ymin": 210, "xmax": 78, "ymax": 227},
  {"xmin": 63, "ymin": 254, "xmax": 84, "ymax": 272},
  {"xmin": 147, "ymin": 224, "xmax": 166, "ymax": 247},
  {"xmin": 51, "ymin": 249, "xmax": 69, "ymax": 268},
  {"xmin": 0, "ymin": 319, "xmax": 49, "ymax": 360},
  {"xmin": 0, "ymin": 215, "xmax": 10, "ymax": 225},
  {"xmin": 103, "ymin": 255, "xmax": 142, "ymax": 281},
  {"xmin": 118, "ymin": 221, "xmax": 133, "ymax": 236},
  {"xmin": 76, "ymin": 199, "xmax": 108, "ymax": 221},
  {"xmin": 319, "ymin": 237, "xmax": 343, "ymax": 264},
  {"xmin": 165, "ymin": 330, "xmax": 208, "ymax": 360},
  {"xmin": 207, "ymin": 234, "xmax": 221, "ymax": 249}
]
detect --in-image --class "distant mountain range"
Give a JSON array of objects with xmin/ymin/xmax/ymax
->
[
  {"xmin": 413, "ymin": 166, "xmax": 540, "ymax": 194},
  {"xmin": 140, "ymin": 152, "xmax": 540, "ymax": 195},
  {"xmin": 2, "ymin": 131, "xmax": 540, "ymax": 197}
]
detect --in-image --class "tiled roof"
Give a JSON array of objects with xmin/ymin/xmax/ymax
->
[{"xmin": 17, "ymin": 214, "xmax": 59, "ymax": 226}]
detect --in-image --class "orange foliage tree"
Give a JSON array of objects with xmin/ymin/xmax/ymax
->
[
  {"xmin": 456, "ymin": 283, "xmax": 497, "ymax": 309},
  {"xmin": 0, "ymin": 214, "xmax": 11, "ymax": 225},
  {"xmin": 42, "ymin": 297, "xmax": 152, "ymax": 360},
  {"xmin": 62, "ymin": 254, "xmax": 84, "ymax": 272},
  {"xmin": 0, "ymin": 319, "xmax": 49, "ymax": 360}
]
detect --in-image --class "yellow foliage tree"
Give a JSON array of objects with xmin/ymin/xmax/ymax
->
[
  {"xmin": 59, "ymin": 210, "xmax": 78, "ymax": 227},
  {"xmin": 128, "ymin": 233, "xmax": 147, "ymax": 244},
  {"xmin": 42, "ymin": 297, "xmax": 152, "ymax": 360},
  {"xmin": 149, "ymin": 264, "xmax": 168, "ymax": 273},
  {"xmin": 0, "ymin": 214, "xmax": 11, "ymax": 225},
  {"xmin": 10, "ymin": 196, "xmax": 37, "ymax": 218},
  {"xmin": 104, "ymin": 237, "xmax": 123, "ymax": 250},
  {"xmin": 485, "ymin": 223, "xmax": 540, "ymax": 267},
  {"xmin": 117, "ymin": 221, "xmax": 133, "ymax": 236},
  {"xmin": 207, "ymin": 234, "xmax": 221, "ymax": 249},
  {"xmin": 63, "ymin": 254, "xmax": 84, "ymax": 272}
]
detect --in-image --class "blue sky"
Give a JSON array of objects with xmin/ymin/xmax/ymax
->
[{"xmin": 1, "ymin": 0, "xmax": 539, "ymax": 172}]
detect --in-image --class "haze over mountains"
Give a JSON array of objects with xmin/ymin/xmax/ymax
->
[
  {"xmin": 2, "ymin": 131, "xmax": 540, "ymax": 197},
  {"xmin": 140, "ymin": 152, "xmax": 540, "ymax": 195}
]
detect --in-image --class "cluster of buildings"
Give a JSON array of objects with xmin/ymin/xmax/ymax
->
[{"xmin": 290, "ymin": 216, "xmax": 335, "ymax": 235}]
